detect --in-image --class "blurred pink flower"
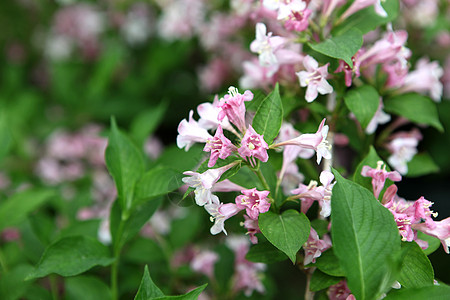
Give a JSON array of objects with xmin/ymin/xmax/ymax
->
[{"xmin": 303, "ymin": 228, "xmax": 332, "ymax": 265}]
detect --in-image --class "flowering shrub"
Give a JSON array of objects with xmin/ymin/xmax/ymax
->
[{"xmin": 0, "ymin": 0, "xmax": 450, "ymax": 300}]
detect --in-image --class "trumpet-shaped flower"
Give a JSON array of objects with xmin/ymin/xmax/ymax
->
[
  {"xmin": 296, "ymin": 56, "xmax": 333, "ymax": 103},
  {"xmin": 177, "ymin": 110, "xmax": 212, "ymax": 151},
  {"xmin": 218, "ymin": 86, "xmax": 253, "ymax": 132},
  {"xmin": 205, "ymin": 195, "xmax": 241, "ymax": 235},
  {"xmin": 235, "ymin": 188, "xmax": 271, "ymax": 220},
  {"xmin": 238, "ymin": 125, "xmax": 269, "ymax": 163},
  {"xmin": 204, "ymin": 125, "xmax": 235, "ymax": 167},
  {"xmin": 303, "ymin": 228, "xmax": 332, "ymax": 265},
  {"xmin": 250, "ymin": 23, "xmax": 286, "ymax": 71},
  {"xmin": 361, "ymin": 160, "xmax": 402, "ymax": 199}
]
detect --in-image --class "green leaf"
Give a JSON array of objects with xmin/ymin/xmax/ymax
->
[
  {"xmin": 310, "ymin": 249, "xmax": 345, "ymax": 277},
  {"xmin": 310, "ymin": 219, "xmax": 330, "ymax": 238},
  {"xmin": 134, "ymin": 265, "xmax": 164, "ymax": 300},
  {"xmin": 252, "ymin": 83, "xmax": 283, "ymax": 144},
  {"xmin": 0, "ymin": 189, "xmax": 54, "ymax": 231},
  {"xmin": 135, "ymin": 167, "xmax": 183, "ymax": 203},
  {"xmin": 334, "ymin": 0, "xmax": 399, "ymax": 35},
  {"xmin": 398, "ymin": 242, "xmax": 434, "ymax": 288},
  {"xmin": 309, "ymin": 28, "xmax": 363, "ymax": 67},
  {"xmin": 130, "ymin": 102, "xmax": 168, "ymax": 147},
  {"xmin": 105, "ymin": 118, "xmax": 145, "ymax": 213},
  {"xmin": 417, "ymin": 232, "xmax": 441, "ymax": 255},
  {"xmin": 245, "ymin": 242, "xmax": 288, "ymax": 264},
  {"xmin": 0, "ymin": 264, "xmax": 34, "ymax": 300},
  {"xmin": 156, "ymin": 145, "xmax": 205, "ymax": 172},
  {"xmin": 154, "ymin": 284, "xmax": 207, "ymax": 300},
  {"xmin": 65, "ymin": 276, "xmax": 111, "ymax": 300},
  {"xmin": 384, "ymin": 285, "xmax": 450, "ymax": 300},
  {"xmin": 168, "ymin": 208, "xmax": 202, "ymax": 249},
  {"xmin": 406, "ymin": 153, "xmax": 439, "ymax": 177},
  {"xmin": 0, "ymin": 110, "xmax": 12, "ymax": 160},
  {"xmin": 331, "ymin": 169, "xmax": 401, "ymax": 300},
  {"xmin": 26, "ymin": 236, "xmax": 115, "ymax": 279},
  {"xmin": 259, "ymin": 210, "xmax": 310, "ymax": 263},
  {"xmin": 124, "ymin": 239, "xmax": 166, "ymax": 264},
  {"xmin": 310, "ymin": 270, "xmax": 342, "ymax": 292},
  {"xmin": 384, "ymin": 93, "xmax": 443, "ymax": 131},
  {"xmin": 344, "ymin": 85, "xmax": 380, "ymax": 129}
]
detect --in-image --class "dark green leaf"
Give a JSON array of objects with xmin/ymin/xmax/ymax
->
[
  {"xmin": 65, "ymin": 276, "xmax": 111, "ymax": 300},
  {"xmin": 156, "ymin": 145, "xmax": 205, "ymax": 172},
  {"xmin": 26, "ymin": 236, "xmax": 114, "ymax": 279},
  {"xmin": 259, "ymin": 210, "xmax": 310, "ymax": 263},
  {"xmin": 310, "ymin": 249, "xmax": 345, "ymax": 277},
  {"xmin": 0, "ymin": 264, "xmax": 34, "ymax": 300},
  {"xmin": 168, "ymin": 208, "xmax": 202, "ymax": 249},
  {"xmin": 134, "ymin": 265, "xmax": 165, "ymax": 300},
  {"xmin": 398, "ymin": 242, "xmax": 434, "ymax": 288},
  {"xmin": 310, "ymin": 219, "xmax": 330, "ymax": 238},
  {"xmin": 309, "ymin": 28, "xmax": 363, "ymax": 67},
  {"xmin": 245, "ymin": 242, "xmax": 288, "ymax": 264},
  {"xmin": 0, "ymin": 189, "xmax": 54, "ymax": 231},
  {"xmin": 384, "ymin": 93, "xmax": 443, "ymax": 132},
  {"xmin": 310, "ymin": 270, "xmax": 342, "ymax": 292},
  {"xmin": 105, "ymin": 118, "xmax": 145, "ymax": 213},
  {"xmin": 130, "ymin": 102, "xmax": 168, "ymax": 147},
  {"xmin": 0, "ymin": 110, "xmax": 12, "ymax": 160},
  {"xmin": 384, "ymin": 285, "xmax": 450, "ymax": 300},
  {"xmin": 154, "ymin": 284, "xmax": 207, "ymax": 300},
  {"xmin": 252, "ymin": 83, "xmax": 283, "ymax": 144},
  {"xmin": 331, "ymin": 169, "xmax": 401, "ymax": 300},
  {"xmin": 344, "ymin": 85, "xmax": 380, "ymax": 129},
  {"xmin": 135, "ymin": 167, "xmax": 183, "ymax": 203},
  {"xmin": 406, "ymin": 153, "xmax": 439, "ymax": 177},
  {"xmin": 417, "ymin": 232, "xmax": 441, "ymax": 255},
  {"xmin": 124, "ymin": 239, "xmax": 166, "ymax": 264}
]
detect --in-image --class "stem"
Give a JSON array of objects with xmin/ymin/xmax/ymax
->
[
  {"xmin": 254, "ymin": 168, "xmax": 270, "ymax": 192},
  {"xmin": 304, "ymin": 268, "xmax": 316, "ymax": 300},
  {"xmin": 50, "ymin": 275, "xmax": 59, "ymax": 300},
  {"xmin": 0, "ymin": 247, "xmax": 8, "ymax": 273},
  {"xmin": 111, "ymin": 217, "xmax": 126, "ymax": 300}
]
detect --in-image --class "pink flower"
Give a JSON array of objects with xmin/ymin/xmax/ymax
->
[
  {"xmin": 328, "ymin": 280, "xmax": 353, "ymax": 300},
  {"xmin": 197, "ymin": 95, "xmax": 233, "ymax": 131},
  {"xmin": 335, "ymin": 50, "xmax": 362, "ymax": 87},
  {"xmin": 238, "ymin": 125, "xmax": 269, "ymax": 163},
  {"xmin": 218, "ymin": 87, "xmax": 253, "ymax": 132},
  {"xmin": 316, "ymin": 171, "xmax": 335, "ymax": 218},
  {"xmin": 235, "ymin": 188, "xmax": 271, "ymax": 220},
  {"xmin": 240, "ymin": 59, "xmax": 277, "ymax": 89},
  {"xmin": 285, "ymin": 8, "xmax": 312, "ymax": 32},
  {"xmin": 303, "ymin": 228, "xmax": 332, "ymax": 265},
  {"xmin": 250, "ymin": 23, "xmax": 286, "ymax": 71},
  {"xmin": 212, "ymin": 179, "xmax": 246, "ymax": 193},
  {"xmin": 383, "ymin": 60, "xmax": 408, "ymax": 88},
  {"xmin": 387, "ymin": 129, "xmax": 422, "ymax": 175},
  {"xmin": 361, "ymin": 160, "xmax": 402, "ymax": 199},
  {"xmin": 291, "ymin": 180, "xmax": 324, "ymax": 214},
  {"xmin": 272, "ymin": 119, "xmax": 332, "ymax": 165},
  {"xmin": 397, "ymin": 57, "xmax": 444, "ymax": 102},
  {"xmin": 296, "ymin": 56, "xmax": 333, "ymax": 102},
  {"xmin": 205, "ymin": 196, "xmax": 242, "ymax": 235},
  {"xmin": 177, "ymin": 110, "xmax": 213, "ymax": 151},
  {"xmin": 242, "ymin": 215, "xmax": 261, "ymax": 244},
  {"xmin": 198, "ymin": 58, "xmax": 231, "ymax": 92},
  {"xmin": 413, "ymin": 218, "xmax": 450, "ymax": 254},
  {"xmin": 204, "ymin": 125, "xmax": 235, "ymax": 167},
  {"xmin": 365, "ymin": 98, "xmax": 391, "ymax": 134},
  {"xmin": 280, "ymin": 162, "xmax": 305, "ymax": 195},
  {"xmin": 190, "ymin": 250, "xmax": 219, "ymax": 279},
  {"xmin": 183, "ymin": 163, "xmax": 239, "ymax": 206}
]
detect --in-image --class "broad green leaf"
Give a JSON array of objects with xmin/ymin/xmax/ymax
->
[
  {"xmin": 331, "ymin": 170, "xmax": 401, "ymax": 300},
  {"xmin": 0, "ymin": 189, "xmax": 54, "ymax": 231},
  {"xmin": 310, "ymin": 219, "xmax": 330, "ymax": 238},
  {"xmin": 384, "ymin": 285, "xmax": 450, "ymax": 300},
  {"xmin": 124, "ymin": 239, "xmax": 165, "ymax": 264},
  {"xmin": 130, "ymin": 102, "xmax": 168, "ymax": 147},
  {"xmin": 168, "ymin": 208, "xmax": 202, "ymax": 249},
  {"xmin": 309, "ymin": 28, "xmax": 363, "ymax": 67},
  {"xmin": 245, "ymin": 242, "xmax": 288, "ymax": 264},
  {"xmin": 384, "ymin": 93, "xmax": 443, "ymax": 131},
  {"xmin": 406, "ymin": 153, "xmax": 439, "ymax": 177},
  {"xmin": 252, "ymin": 83, "xmax": 283, "ymax": 145},
  {"xmin": 334, "ymin": 0, "xmax": 399, "ymax": 35},
  {"xmin": 65, "ymin": 276, "xmax": 111, "ymax": 300},
  {"xmin": 135, "ymin": 167, "xmax": 183, "ymax": 203},
  {"xmin": 105, "ymin": 118, "xmax": 145, "ymax": 213},
  {"xmin": 26, "ymin": 236, "xmax": 115, "ymax": 279},
  {"xmin": 310, "ymin": 270, "xmax": 342, "ymax": 292},
  {"xmin": 309, "ymin": 249, "xmax": 345, "ymax": 277},
  {"xmin": 259, "ymin": 210, "xmax": 310, "ymax": 263},
  {"xmin": 245, "ymin": 89, "xmax": 267, "ymax": 112},
  {"xmin": 134, "ymin": 265, "xmax": 164, "ymax": 300},
  {"xmin": 417, "ymin": 232, "xmax": 440, "ymax": 255},
  {"xmin": 398, "ymin": 242, "xmax": 434, "ymax": 288},
  {"xmin": 156, "ymin": 145, "xmax": 205, "ymax": 172},
  {"xmin": 153, "ymin": 284, "xmax": 207, "ymax": 300},
  {"xmin": 344, "ymin": 85, "xmax": 380, "ymax": 129}
]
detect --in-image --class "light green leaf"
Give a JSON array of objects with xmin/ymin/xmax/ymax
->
[
  {"xmin": 417, "ymin": 232, "xmax": 440, "ymax": 256},
  {"xmin": 252, "ymin": 83, "xmax": 283, "ymax": 144},
  {"xmin": 245, "ymin": 242, "xmax": 288, "ymax": 264},
  {"xmin": 384, "ymin": 285, "xmax": 450, "ymax": 300},
  {"xmin": 26, "ymin": 236, "xmax": 114, "ymax": 279},
  {"xmin": 331, "ymin": 169, "xmax": 401, "ymax": 300},
  {"xmin": 384, "ymin": 93, "xmax": 443, "ymax": 132},
  {"xmin": 259, "ymin": 210, "xmax": 310, "ymax": 263},
  {"xmin": 105, "ymin": 118, "xmax": 145, "ymax": 213},
  {"xmin": 309, "ymin": 28, "xmax": 363, "ymax": 67},
  {"xmin": 406, "ymin": 153, "xmax": 439, "ymax": 177},
  {"xmin": 65, "ymin": 276, "xmax": 111, "ymax": 300},
  {"xmin": 134, "ymin": 265, "xmax": 164, "ymax": 300},
  {"xmin": 334, "ymin": 0, "xmax": 399, "ymax": 35},
  {"xmin": 135, "ymin": 167, "xmax": 183, "ymax": 203},
  {"xmin": 398, "ymin": 242, "xmax": 434, "ymax": 288},
  {"xmin": 0, "ymin": 264, "xmax": 34, "ymax": 300},
  {"xmin": 344, "ymin": 85, "xmax": 380, "ymax": 129},
  {"xmin": 310, "ymin": 270, "xmax": 342, "ymax": 292},
  {"xmin": 0, "ymin": 189, "xmax": 54, "ymax": 232}
]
